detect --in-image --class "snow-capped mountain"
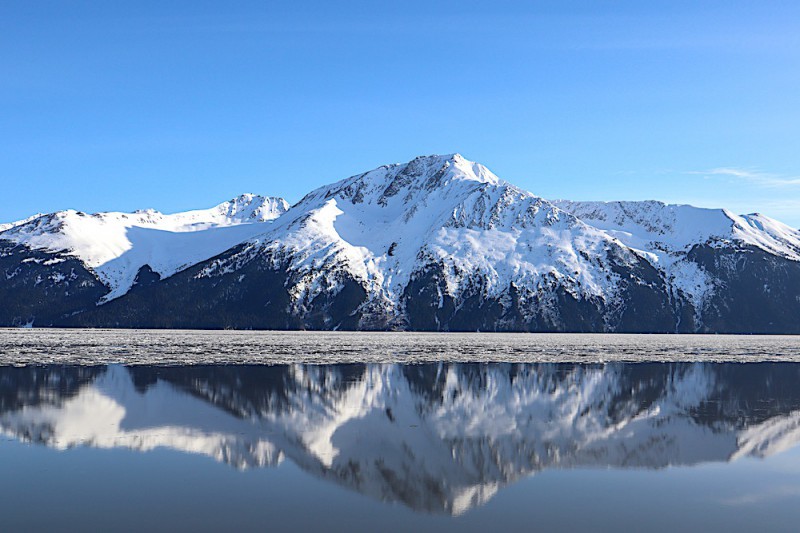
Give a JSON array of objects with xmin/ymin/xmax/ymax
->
[
  {"xmin": 2, "ymin": 363, "xmax": 799, "ymax": 514},
  {"xmin": 213, "ymin": 154, "xmax": 658, "ymax": 328},
  {"xmin": 552, "ymin": 200, "xmax": 800, "ymax": 311},
  {"xmin": 2, "ymin": 154, "xmax": 800, "ymax": 332},
  {"xmin": 0, "ymin": 194, "xmax": 288, "ymax": 304},
  {"xmin": 94, "ymin": 154, "xmax": 676, "ymax": 331}
]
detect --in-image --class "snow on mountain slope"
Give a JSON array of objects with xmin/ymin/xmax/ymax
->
[
  {"xmin": 0, "ymin": 213, "xmax": 44, "ymax": 233},
  {"xmin": 201, "ymin": 155, "xmax": 645, "ymax": 322},
  {"xmin": 552, "ymin": 200, "xmax": 800, "ymax": 260},
  {"xmin": 734, "ymin": 212, "xmax": 800, "ymax": 260},
  {"xmin": 552, "ymin": 200, "xmax": 800, "ymax": 309},
  {"xmin": 0, "ymin": 194, "xmax": 288, "ymax": 300}
]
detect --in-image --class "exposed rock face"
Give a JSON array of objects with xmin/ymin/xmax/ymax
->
[
  {"xmin": 0, "ymin": 240, "xmax": 107, "ymax": 327},
  {"xmin": 686, "ymin": 244, "xmax": 800, "ymax": 333}
]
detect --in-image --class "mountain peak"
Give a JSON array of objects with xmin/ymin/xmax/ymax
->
[
  {"xmin": 213, "ymin": 194, "xmax": 289, "ymax": 222},
  {"xmin": 399, "ymin": 153, "xmax": 500, "ymax": 186},
  {"xmin": 294, "ymin": 153, "xmax": 504, "ymax": 214}
]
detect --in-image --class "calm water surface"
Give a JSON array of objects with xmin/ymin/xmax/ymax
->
[{"xmin": 2, "ymin": 331, "xmax": 800, "ymax": 531}]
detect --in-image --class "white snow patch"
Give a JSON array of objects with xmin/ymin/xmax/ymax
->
[
  {"xmin": 553, "ymin": 200, "xmax": 800, "ymax": 310},
  {"xmin": 1, "ymin": 195, "xmax": 289, "ymax": 300}
]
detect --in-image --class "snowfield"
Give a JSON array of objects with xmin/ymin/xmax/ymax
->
[
  {"xmin": 0, "ymin": 194, "xmax": 288, "ymax": 300},
  {"xmin": 553, "ymin": 199, "xmax": 800, "ymax": 309}
]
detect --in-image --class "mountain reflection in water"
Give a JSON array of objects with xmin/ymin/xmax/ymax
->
[{"xmin": 2, "ymin": 363, "xmax": 800, "ymax": 515}]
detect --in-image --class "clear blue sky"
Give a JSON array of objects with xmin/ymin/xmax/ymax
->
[{"xmin": 2, "ymin": 1, "xmax": 800, "ymax": 226}]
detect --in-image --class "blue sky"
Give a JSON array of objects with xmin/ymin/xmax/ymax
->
[{"xmin": 2, "ymin": 1, "xmax": 800, "ymax": 226}]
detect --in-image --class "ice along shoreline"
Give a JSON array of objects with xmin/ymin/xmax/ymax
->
[{"xmin": 2, "ymin": 328, "xmax": 800, "ymax": 365}]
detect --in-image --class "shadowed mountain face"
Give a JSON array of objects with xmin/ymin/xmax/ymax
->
[{"xmin": 2, "ymin": 363, "xmax": 800, "ymax": 515}]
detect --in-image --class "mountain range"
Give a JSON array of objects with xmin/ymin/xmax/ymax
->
[{"xmin": 2, "ymin": 154, "xmax": 800, "ymax": 332}]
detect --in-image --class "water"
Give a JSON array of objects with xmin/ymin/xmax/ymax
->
[{"xmin": 2, "ymin": 331, "xmax": 800, "ymax": 531}]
